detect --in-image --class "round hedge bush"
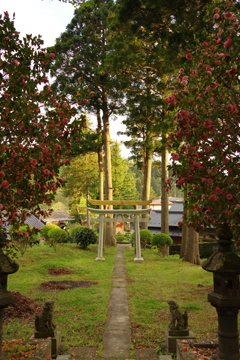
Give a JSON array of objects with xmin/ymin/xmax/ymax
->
[
  {"xmin": 47, "ymin": 227, "xmax": 68, "ymax": 248},
  {"xmin": 75, "ymin": 227, "xmax": 97, "ymax": 249},
  {"xmin": 41, "ymin": 224, "xmax": 60, "ymax": 241},
  {"xmin": 151, "ymin": 233, "xmax": 173, "ymax": 247},
  {"xmin": 131, "ymin": 229, "xmax": 153, "ymax": 249},
  {"xmin": 69, "ymin": 226, "xmax": 85, "ymax": 241},
  {"xmin": 151, "ymin": 233, "xmax": 173, "ymax": 256}
]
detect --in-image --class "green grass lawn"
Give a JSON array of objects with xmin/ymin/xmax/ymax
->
[
  {"xmin": 5, "ymin": 243, "xmax": 116, "ymax": 348},
  {"xmin": 124, "ymin": 247, "xmax": 217, "ymax": 348},
  {"xmin": 4, "ymin": 243, "xmax": 219, "ymax": 350}
]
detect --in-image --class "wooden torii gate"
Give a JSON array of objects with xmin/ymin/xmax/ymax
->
[{"xmin": 88, "ymin": 200, "xmax": 151, "ymax": 262}]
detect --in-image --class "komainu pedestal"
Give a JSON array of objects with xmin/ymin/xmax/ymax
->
[
  {"xmin": 35, "ymin": 300, "xmax": 62, "ymax": 357},
  {"xmin": 165, "ymin": 300, "xmax": 195, "ymax": 353}
]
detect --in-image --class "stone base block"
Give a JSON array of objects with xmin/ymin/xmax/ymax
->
[
  {"xmin": 35, "ymin": 330, "xmax": 62, "ymax": 357},
  {"xmin": 52, "ymin": 330, "xmax": 62, "ymax": 357},
  {"xmin": 35, "ymin": 330, "xmax": 55, "ymax": 338},
  {"xmin": 56, "ymin": 355, "xmax": 71, "ymax": 360},
  {"xmin": 165, "ymin": 330, "xmax": 196, "ymax": 353},
  {"xmin": 168, "ymin": 329, "xmax": 189, "ymax": 336}
]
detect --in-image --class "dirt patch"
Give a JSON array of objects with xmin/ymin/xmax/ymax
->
[
  {"xmin": 48, "ymin": 267, "xmax": 73, "ymax": 275},
  {"xmin": 3, "ymin": 291, "xmax": 42, "ymax": 323},
  {"xmin": 40, "ymin": 280, "xmax": 98, "ymax": 292}
]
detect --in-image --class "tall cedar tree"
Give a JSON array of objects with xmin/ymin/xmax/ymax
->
[
  {"xmin": 107, "ymin": 14, "xmax": 174, "ymax": 230},
  {"xmin": 112, "ymin": 0, "xmax": 213, "ymax": 243},
  {"xmin": 109, "ymin": 1, "xmax": 211, "ymax": 231},
  {"xmin": 49, "ymin": 0, "xmax": 124, "ymax": 244}
]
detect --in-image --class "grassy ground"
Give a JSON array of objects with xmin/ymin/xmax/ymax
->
[
  {"xmin": 4, "ymin": 243, "xmax": 219, "ymax": 350},
  {"xmin": 124, "ymin": 247, "xmax": 217, "ymax": 349},
  {"xmin": 5, "ymin": 243, "xmax": 116, "ymax": 348}
]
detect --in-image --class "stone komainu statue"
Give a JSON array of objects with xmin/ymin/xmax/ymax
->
[
  {"xmin": 35, "ymin": 300, "xmax": 56, "ymax": 332},
  {"xmin": 167, "ymin": 300, "xmax": 188, "ymax": 330}
]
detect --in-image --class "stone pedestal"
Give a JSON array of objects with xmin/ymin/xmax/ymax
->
[
  {"xmin": 165, "ymin": 329, "xmax": 196, "ymax": 353},
  {"xmin": 35, "ymin": 330, "xmax": 62, "ymax": 357}
]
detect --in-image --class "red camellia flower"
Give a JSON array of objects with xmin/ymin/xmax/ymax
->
[
  {"xmin": 1, "ymin": 180, "xmax": 10, "ymax": 189},
  {"xmin": 185, "ymin": 53, "xmax": 192, "ymax": 60},
  {"xmin": 43, "ymin": 169, "xmax": 51, "ymax": 175},
  {"xmin": 30, "ymin": 159, "xmax": 38, "ymax": 166},
  {"xmin": 180, "ymin": 80, "xmax": 188, "ymax": 86},
  {"xmin": 49, "ymin": 53, "xmax": 55, "ymax": 58},
  {"xmin": 209, "ymin": 194, "xmax": 219, "ymax": 201},
  {"xmin": 224, "ymin": 12, "xmax": 233, "ymax": 18},
  {"xmin": 224, "ymin": 38, "xmax": 232, "ymax": 48},
  {"xmin": 171, "ymin": 153, "xmax": 180, "ymax": 161}
]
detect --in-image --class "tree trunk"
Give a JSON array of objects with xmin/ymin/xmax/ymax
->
[
  {"xmin": 141, "ymin": 150, "xmax": 152, "ymax": 229},
  {"xmin": 180, "ymin": 194, "xmax": 200, "ymax": 264},
  {"xmin": 183, "ymin": 226, "xmax": 200, "ymax": 265},
  {"xmin": 159, "ymin": 244, "xmax": 169, "ymax": 256},
  {"xmin": 161, "ymin": 145, "xmax": 169, "ymax": 234},
  {"xmin": 86, "ymin": 189, "xmax": 90, "ymax": 228},
  {"xmin": 102, "ymin": 88, "xmax": 115, "ymax": 246},
  {"xmin": 180, "ymin": 224, "xmax": 188, "ymax": 259},
  {"xmin": 97, "ymin": 106, "xmax": 104, "ymax": 209}
]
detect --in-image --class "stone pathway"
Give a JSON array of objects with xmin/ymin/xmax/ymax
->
[
  {"xmin": 102, "ymin": 244, "xmax": 132, "ymax": 358},
  {"xmin": 64, "ymin": 244, "xmax": 172, "ymax": 360}
]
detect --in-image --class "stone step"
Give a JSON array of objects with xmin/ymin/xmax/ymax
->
[
  {"xmin": 159, "ymin": 355, "xmax": 173, "ymax": 360},
  {"xmin": 56, "ymin": 355, "xmax": 70, "ymax": 360}
]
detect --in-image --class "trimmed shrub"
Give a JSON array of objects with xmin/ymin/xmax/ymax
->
[
  {"xmin": 151, "ymin": 233, "xmax": 173, "ymax": 256},
  {"xmin": 75, "ymin": 227, "xmax": 97, "ymax": 249},
  {"xmin": 9, "ymin": 224, "xmax": 40, "ymax": 256},
  {"xmin": 131, "ymin": 229, "xmax": 153, "ymax": 249},
  {"xmin": 115, "ymin": 233, "xmax": 129, "ymax": 243},
  {"xmin": 47, "ymin": 227, "xmax": 68, "ymax": 250},
  {"xmin": 41, "ymin": 224, "xmax": 60, "ymax": 242},
  {"xmin": 69, "ymin": 226, "xmax": 85, "ymax": 242}
]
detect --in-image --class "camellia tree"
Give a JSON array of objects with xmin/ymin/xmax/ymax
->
[
  {"xmin": 0, "ymin": 12, "xmax": 86, "ymax": 236},
  {"xmin": 165, "ymin": 0, "xmax": 239, "ymax": 238}
]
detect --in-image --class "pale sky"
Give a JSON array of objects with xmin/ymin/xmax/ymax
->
[
  {"xmin": 0, "ymin": 0, "xmax": 75, "ymax": 47},
  {"xmin": 0, "ymin": 0, "xmax": 130, "ymax": 157}
]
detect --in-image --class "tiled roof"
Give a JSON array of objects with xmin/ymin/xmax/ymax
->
[
  {"xmin": 25, "ymin": 215, "xmax": 44, "ymax": 229},
  {"xmin": 148, "ymin": 202, "xmax": 184, "ymax": 229}
]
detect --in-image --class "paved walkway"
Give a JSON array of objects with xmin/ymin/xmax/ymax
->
[
  {"xmin": 102, "ymin": 244, "xmax": 132, "ymax": 358},
  {"xmin": 67, "ymin": 245, "xmax": 170, "ymax": 360}
]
